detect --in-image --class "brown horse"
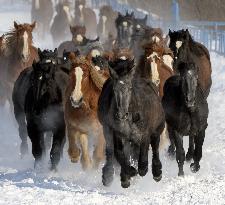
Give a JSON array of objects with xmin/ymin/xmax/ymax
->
[
  {"xmin": 138, "ymin": 41, "xmax": 174, "ymax": 98},
  {"xmin": 3, "ymin": 22, "xmax": 38, "ymax": 107},
  {"xmin": 97, "ymin": 5, "xmax": 118, "ymax": 43},
  {"xmin": 74, "ymin": 0, "xmax": 97, "ymax": 39},
  {"xmin": 31, "ymin": 0, "xmax": 54, "ymax": 38},
  {"xmin": 64, "ymin": 53, "xmax": 108, "ymax": 170}
]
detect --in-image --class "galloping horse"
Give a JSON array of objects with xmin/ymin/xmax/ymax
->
[
  {"xmin": 167, "ymin": 29, "xmax": 212, "ymax": 160},
  {"xmin": 31, "ymin": 0, "xmax": 53, "ymax": 38},
  {"xmin": 98, "ymin": 52, "xmax": 165, "ymax": 188},
  {"xmin": 64, "ymin": 53, "xmax": 108, "ymax": 170},
  {"xmin": 13, "ymin": 49, "xmax": 69, "ymax": 157},
  {"xmin": 4, "ymin": 22, "xmax": 38, "ymax": 108},
  {"xmin": 22, "ymin": 49, "xmax": 66, "ymax": 170},
  {"xmin": 51, "ymin": 2, "xmax": 73, "ymax": 46},
  {"xmin": 162, "ymin": 62, "xmax": 209, "ymax": 176},
  {"xmin": 74, "ymin": 0, "xmax": 97, "ymax": 39},
  {"xmin": 97, "ymin": 5, "xmax": 118, "ymax": 43}
]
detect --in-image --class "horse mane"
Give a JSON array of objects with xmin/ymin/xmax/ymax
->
[{"xmin": 188, "ymin": 34, "xmax": 210, "ymax": 60}]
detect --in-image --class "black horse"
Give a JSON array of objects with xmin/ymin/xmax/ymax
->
[
  {"xmin": 167, "ymin": 29, "xmax": 211, "ymax": 161},
  {"xmin": 13, "ymin": 49, "xmax": 69, "ymax": 170},
  {"xmin": 98, "ymin": 57, "xmax": 165, "ymax": 188},
  {"xmin": 162, "ymin": 62, "xmax": 208, "ymax": 176}
]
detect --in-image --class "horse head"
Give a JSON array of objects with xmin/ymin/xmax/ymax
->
[
  {"xmin": 179, "ymin": 62, "xmax": 198, "ymax": 110},
  {"xmin": 108, "ymin": 51, "xmax": 135, "ymax": 121},
  {"xmin": 7, "ymin": 22, "xmax": 36, "ymax": 62},
  {"xmin": 116, "ymin": 12, "xmax": 135, "ymax": 47},
  {"xmin": 168, "ymin": 29, "xmax": 191, "ymax": 68},
  {"xmin": 70, "ymin": 25, "xmax": 86, "ymax": 44},
  {"xmin": 31, "ymin": 49, "xmax": 58, "ymax": 104}
]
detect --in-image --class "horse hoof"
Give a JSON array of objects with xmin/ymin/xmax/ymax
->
[
  {"xmin": 178, "ymin": 171, "xmax": 184, "ymax": 177},
  {"xmin": 153, "ymin": 174, "xmax": 162, "ymax": 182},
  {"xmin": 186, "ymin": 152, "xmax": 193, "ymax": 162},
  {"xmin": 190, "ymin": 163, "xmax": 200, "ymax": 173},
  {"xmin": 138, "ymin": 166, "xmax": 148, "ymax": 177},
  {"xmin": 70, "ymin": 157, "xmax": 79, "ymax": 163},
  {"xmin": 121, "ymin": 180, "xmax": 130, "ymax": 188},
  {"xmin": 50, "ymin": 165, "xmax": 57, "ymax": 172},
  {"xmin": 20, "ymin": 142, "xmax": 28, "ymax": 157},
  {"xmin": 128, "ymin": 166, "xmax": 138, "ymax": 177}
]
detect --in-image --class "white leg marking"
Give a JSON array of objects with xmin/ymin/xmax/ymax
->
[
  {"xmin": 63, "ymin": 6, "xmax": 72, "ymax": 24},
  {"xmin": 102, "ymin": 16, "xmax": 107, "ymax": 36},
  {"xmin": 35, "ymin": 0, "xmax": 40, "ymax": 9}
]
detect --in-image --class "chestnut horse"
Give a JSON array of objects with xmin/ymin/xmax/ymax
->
[
  {"xmin": 64, "ymin": 53, "xmax": 108, "ymax": 170},
  {"xmin": 139, "ymin": 41, "xmax": 174, "ymax": 98},
  {"xmin": 74, "ymin": 0, "xmax": 97, "ymax": 39},
  {"xmin": 4, "ymin": 22, "xmax": 38, "ymax": 108}
]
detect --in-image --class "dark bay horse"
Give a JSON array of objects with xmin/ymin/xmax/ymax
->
[
  {"xmin": 22, "ymin": 49, "xmax": 67, "ymax": 170},
  {"xmin": 162, "ymin": 62, "xmax": 209, "ymax": 176},
  {"xmin": 97, "ymin": 5, "xmax": 118, "ymax": 43},
  {"xmin": 64, "ymin": 54, "xmax": 108, "ymax": 170},
  {"xmin": 167, "ymin": 29, "xmax": 212, "ymax": 160},
  {"xmin": 4, "ymin": 22, "xmax": 38, "ymax": 108},
  {"xmin": 51, "ymin": 2, "xmax": 73, "ymax": 46},
  {"xmin": 31, "ymin": 0, "xmax": 54, "ymax": 38},
  {"xmin": 98, "ymin": 55, "xmax": 165, "ymax": 188},
  {"xmin": 74, "ymin": 0, "xmax": 97, "ymax": 39}
]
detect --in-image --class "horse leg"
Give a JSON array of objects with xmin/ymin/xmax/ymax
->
[
  {"xmin": 44, "ymin": 132, "xmax": 52, "ymax": 152},
  {"xmin": 114, "ymin": 135, "xmax": 137, "ymax": 188},
  {"xmin": 186, "ymin": 135, "xmax": 195, "ymax": 161},
  {"xmin": 14, "ymin": 107, "xmax": 28, "ymax": 157},
  {"xmin": 150, "ymin": 135, "xmax": 162, "ymax": 181},
  {"xmin": 190, "ymin": 129, "xmax": 205, "ymax": 173},
  {"xmin": 67, "ymin": 127, "xmax": 80, "ymax": 163},
  {"xmin": 138, "ymin": 138, "xmax": 149, "ymax": 177},
  {"xmin": 173, "ymin": 130, "xmax": 185, "ymax": 176},
  {"xmin": 102, "ymin": 126, "xmax": 115, "ymax": 187},
  {"xmin": 93, "ymin": 130, "xmax": 105, "ymax": 169},
  {"xmin": 167, "ymin": 125, "xmax": 176, "ymax": 158},
  {"xmin": 27, "ymin": 122, "xmax": 43, "ymax": 168},
  {"xmin": 50, "ymin": 127, "xmax": 65, "ymax": 171},
  {"xmin": 79, "ymin": 133, "xmax": 92, "ymax": 170}
]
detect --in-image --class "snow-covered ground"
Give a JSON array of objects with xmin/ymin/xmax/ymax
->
[{"xmin": 1, "ymin": 2, "xmax": 225, "ymax": 205}]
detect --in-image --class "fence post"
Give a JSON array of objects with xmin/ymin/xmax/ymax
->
[{"xmin": 171, "ymin": 0, "xmax": 180, "ymax": 29}]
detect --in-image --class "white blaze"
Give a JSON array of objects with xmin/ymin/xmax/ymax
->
[
  {"xmin": 120, "ymin": 56, "xmax": 127, "ymax": 60},
  {"xmin": 91, "ymin": 49, "xmax": 101, "ymax": 57},
  {"xmin": 102, "ymin": 16, "xmax": 107, "ymax": 36},
  {"xmin": 147, "ymin": 52, "xmax": 160, "ymax": 86},
  {"xmin": 76, "ymin": 34, "xmax": 83, "ymax": 42},
  {"xmin": 95, "ymin": 66, "xmax": 101, "ymax": 71},
  {"xmin": 35, "ymin": 0, "xmax": 40, "ymax": 9},
  {"xmin": 123, "ymin": 21, "xmax": 128, "ymax": 27},
  {"xmin": 71, "ymin": 67, "xmax": 84, "ymax": 102},
  {"xmin": 79, "ymin": 5, "xmax": 84, "ymax": 24},
  {"xmin": 176, "ymin": 41, "xmax": 183, "ymax": 49},
  {"xmin": 163, "ymin": 55, "xmax": 174, "ymax": 71},
  {"xmin": 63, "ymin": 6, "xmax": 72, "ymax": 23},
  {"xmin": 152, "ymin": 35, "xmax": 160, "ymax": 43},
  {"xmin": 22, "ymin": 31, "xmax": 29, "ymax": 62}
]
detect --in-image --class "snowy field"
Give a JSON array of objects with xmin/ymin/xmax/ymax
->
[{"xmin": 1, "ymin": 2, "xmax": 225, "ymax": 205}]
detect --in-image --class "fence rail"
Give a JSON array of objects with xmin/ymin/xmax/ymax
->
[{"xmin": 90, "ymin": 0, "xmax": 225, "ymax": 55}]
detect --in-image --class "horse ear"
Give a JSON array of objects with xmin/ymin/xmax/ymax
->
[
  {"xmin": 144, "ymin": 14, "xmax": 148, "ymax": 23},
  {"xmin": 70, "ymin": 25, "xmax": 73, "ymax": 33},
  {"xmin": 31, "ymin": 21, "xmax": 36, "ymax": 30},
  {"xmin": 164, "ymin": 34, "xmax": 170, "ymax": 47},
  {"xmin": 14, "ymin": 21, "xmax": 19, "ymax": 29},
  {"xmin": 54, "ymin": 48, "xmax": 58, "ymax": 56},
  {"xmin": 38, "ymin": 48, "xmax": 42, "ymax": 58},
  {"xmin": 131, "ymin": 11, "xmax": 134, "ymax": 17}
]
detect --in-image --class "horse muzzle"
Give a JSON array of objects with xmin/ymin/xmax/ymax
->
[{"xmin": 70, "ymin": 96, "xmax": 83, "ymax": 108}]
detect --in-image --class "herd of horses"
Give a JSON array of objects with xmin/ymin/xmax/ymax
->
[{"xmin": 0, "ymin": 0, "xmax": 212, "ymax": 188}]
